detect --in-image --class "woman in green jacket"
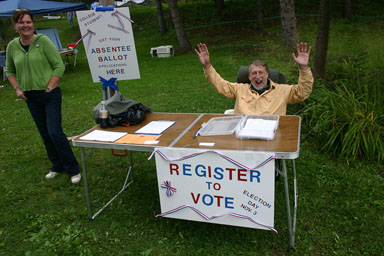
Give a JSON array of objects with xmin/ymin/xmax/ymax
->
[{"xmin": 6, "ymin": 9, "xmax": 81, "ymax": 184}]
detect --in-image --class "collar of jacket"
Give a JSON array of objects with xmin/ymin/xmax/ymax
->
[
  {"xmin": 15, "ymin": 34, "xmax": 43, "ymax": 52},
  {"xmin": 250, "ymin": 79, "xmax": 272, "ymax": 95}
]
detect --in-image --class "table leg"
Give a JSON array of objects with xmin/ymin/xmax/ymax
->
[
  {"xmin": 292, "ymin": 159, "xmax": 298, "ymax": 245},
  {"xmin": 80, "ymin": 148, "xmax": 134, "ymax": 219},
  {"xmin": 80, "ymin": 147, "xmax": 92, "ymax": 218},
  {"xmin": 91, "ymin": 151, "xmax": 134, "ymax": 219},
  {"xmin": 282, "ymin": 159, "xmax": 297, "ymax": 249},
  {"xmin": 73, "ymin": 54, "xmax": 77, "ymax": 67}
]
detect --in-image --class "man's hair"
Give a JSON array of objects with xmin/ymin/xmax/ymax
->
[
  {"xmin": 248, "ymin": 60, "xmax": 269, "ymax": 74},
  {"xmin": 13, "ymin": 9, "xmax": 33, "ymax": 23}
]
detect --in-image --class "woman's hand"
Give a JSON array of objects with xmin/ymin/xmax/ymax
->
[
  {"xmin": 15, "ymin": 87, "xmax": 27, "ymax": 101},
  {"xmin": 45, "ymin": 86, "xmax": 55, "ymax": 93},
  {"xmin": 45, "ymin": 76, "xmax": 60, "ymax": 93}
]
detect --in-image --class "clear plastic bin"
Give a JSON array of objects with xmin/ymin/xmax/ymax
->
[
  {"xmin": 199, "ymin": 116, "xmax": 242, "ymax": 136},
  {"xmin": 235, "ymin": 115, "xmax": 279, "ymax": 140}
]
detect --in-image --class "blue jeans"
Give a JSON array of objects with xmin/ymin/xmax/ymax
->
[{"xmin": 24, "ymin": 88, "xmax": 79, "ymax": 177}]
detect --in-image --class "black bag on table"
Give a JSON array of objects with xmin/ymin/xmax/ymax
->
[{"xmin": 93, "ymin": 91, "xmax": 151, "ymax": 128}]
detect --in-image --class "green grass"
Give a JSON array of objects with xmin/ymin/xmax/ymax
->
[{"xmin": 1, "ymin": 1, "xmax": 384, "ymax": 255}]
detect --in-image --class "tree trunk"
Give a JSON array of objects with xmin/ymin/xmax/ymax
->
[
  {"xmin": 169, "ymin": 0, "xmax": 192, "ymax": 50},
  {"xmin": 215, "ymin": 0, "xmax": 225, "ymax": 14},
  {"xmin": 279, "ymin": 0, "xmax": 299, "ymax": 51},
  {"xmin": 155, "ymin": 0, "xmax": 167, "ymax": 33},
  {"xmin": 256, "ymin": 0, "xmax": 263, "ymax": 32},
  {"xmin": 342, "ymin": 0, "xmax": 352, "ymax": 18},
  {"xmin": 314, "ymin": 0, "xmax": 331, "ymax": 79}
]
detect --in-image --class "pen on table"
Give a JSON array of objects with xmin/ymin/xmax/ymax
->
[{"xmin": 193, "ymin": 127, "xmax": 202, "ymax": 139}]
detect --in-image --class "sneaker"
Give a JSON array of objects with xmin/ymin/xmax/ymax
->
[
  {"xmin": 45, "ymin": 171, "xmax": 59, "ymax": 179},
  {"xmin": 71, "ymin": 173, "xmax": 81, "ymax": 184}
]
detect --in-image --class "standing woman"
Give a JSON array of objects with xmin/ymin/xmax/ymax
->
[{"xmin": 6, "ymin": 9, "xmax": 81, "ymax": 184}]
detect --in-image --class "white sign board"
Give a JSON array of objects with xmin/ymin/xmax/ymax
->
[
  {"xmin": 76, "ymin": 7, "xmax": 140, "ymax": 82},
  {"xmin": 153, "ymin": 148, "xmax": 277, "ymax": 232}
]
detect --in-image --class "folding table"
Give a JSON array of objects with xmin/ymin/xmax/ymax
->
[{"xmin": 72, "ymin": 113, "xmax": 301, "ymax": 248}]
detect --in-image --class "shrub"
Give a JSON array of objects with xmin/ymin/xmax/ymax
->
[{"xmin": 302, "ymin": 56, "xmax": 384, "ymax": 163}]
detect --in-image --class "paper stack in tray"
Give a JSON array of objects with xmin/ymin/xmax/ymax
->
[
  {"xmin": 197, "ymin": 115, "xmax": 279, "ymax": 140},
  {"xmin": 235, "ymin": 115, "xmax": 279, "ymax": 140}
]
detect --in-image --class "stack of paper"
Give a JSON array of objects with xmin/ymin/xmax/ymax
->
[
  {"xmin": 79, "ymin": 130, "xmax": 127, "ymax": 142},
  {"xmin": 236, "ymin": 119, "xmax": 278, "ymax": 140}
]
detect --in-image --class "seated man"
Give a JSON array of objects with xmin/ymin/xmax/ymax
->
[{"xmin": 195, "ymin": 42, "xmax": 314, "ymax": 115}]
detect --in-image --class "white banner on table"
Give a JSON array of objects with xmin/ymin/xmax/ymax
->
[
  {"xmin": 76, "ymin": 7, "xmax": 140, "ymax": 82},
  {"xmin": 153, "ymin": 148, "xmax": 277, "ymax": 232}
]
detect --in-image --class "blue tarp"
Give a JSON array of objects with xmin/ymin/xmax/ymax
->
[{"xmin": 0, "ymin": 0, "xmax": 87, "ymax": 18}]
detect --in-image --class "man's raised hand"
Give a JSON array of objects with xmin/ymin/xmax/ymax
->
[
  {"xmin": 195, "ymin": 43, "xmax": 211, "ymax": 69},
  {"xmin": 292, "ymin": 42, "xmax": 311, "ymax": 69}
]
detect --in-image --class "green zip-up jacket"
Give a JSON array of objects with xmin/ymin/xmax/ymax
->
[{"xmin": 6, "ymin": 34, "xmax": 65, "ymax": 91}]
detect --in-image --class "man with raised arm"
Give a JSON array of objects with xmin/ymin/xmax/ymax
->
[{"xmin": 195, "ymin": 42, "xmax": 314, "ymax": 115}]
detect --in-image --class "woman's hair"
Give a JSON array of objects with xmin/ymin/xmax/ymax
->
[{"xmin": 13, "ymin": 9, "xmax": 33, "ymax": 23}]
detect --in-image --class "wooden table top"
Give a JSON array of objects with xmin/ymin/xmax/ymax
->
[
  {"xmin": 72, "ymin": 112, "xmax": 202, "ymax": 151},
  {"xmin": 72, "ymin": 113, "xmax": 300, "ymax": 158},
  {"xmin": 173, "ymin": 114, "xmax": 300, "ymax": 157}
]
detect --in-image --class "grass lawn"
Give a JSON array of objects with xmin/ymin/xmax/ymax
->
[{"xmin": 0, "ymin": 1, "xmax": 383, "ymax": 255}]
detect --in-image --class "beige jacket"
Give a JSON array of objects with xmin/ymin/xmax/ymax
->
[{"xmin": 204, "ymin": 65, "xmax": 314, "ymax": 115}]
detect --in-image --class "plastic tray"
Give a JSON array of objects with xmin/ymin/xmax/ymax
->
[{"xmin": 199, "ymin": 116, "xmax": 242, "ymax": 136}]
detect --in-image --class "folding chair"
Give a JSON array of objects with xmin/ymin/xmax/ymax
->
[
  {"xmin": 224, "ymin": 65, "xmax": 286, "ymax": 182},
  {"xmin": 0, "ymin": 54, "xmax": 6, "ymax": 81},
  {"xmin": 36, "ymin": 28, "xmax": 79, "ymax": 68}
]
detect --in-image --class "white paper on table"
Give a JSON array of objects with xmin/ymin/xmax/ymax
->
[
  {"xmin": 134, "ymin": 121, "xmax": 175, "ymax": 135},
  {"xmin": 243, "ymin": 119, "xmax": 277, "ymax": 131},
  {"xmin": 239, "ymin": 119, "xmax": 278, "ymax": 140},
  {"xmin": 80, "ymin": 130, "xmax": 127, "ymax": 142},
  {"xmin": 237, "ymin": 129, "xmax": 275, "ymax": 140}
]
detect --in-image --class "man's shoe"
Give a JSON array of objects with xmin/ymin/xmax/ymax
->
[
  {"xmin": 71, "ymin": 174, "xmax": 82, "ymax": 184},
  {"xmin": 45, "ymin": 171, "xmax": 59, "ymax": 179}
]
